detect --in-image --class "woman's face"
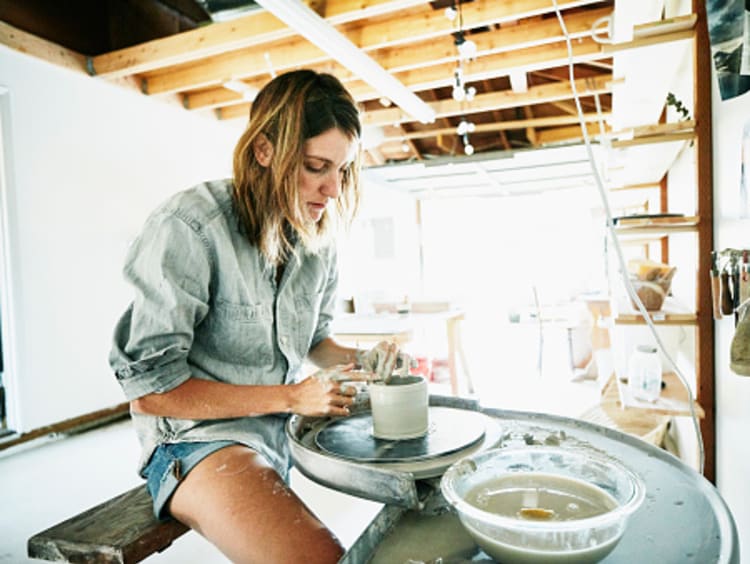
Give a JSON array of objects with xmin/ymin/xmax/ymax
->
[{"xmin": 299, "ymin": 127, "xmax": 357, "ymax": 223}]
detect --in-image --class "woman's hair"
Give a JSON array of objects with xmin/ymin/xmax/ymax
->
[{"xmin": 232, "ymin": 69, "xmax": 362, "ymax": 266}]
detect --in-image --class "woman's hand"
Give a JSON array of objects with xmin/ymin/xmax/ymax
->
[
  {"xmin": 290, "ymin": 363, "xmax": 371, "ymax": 417},
  {"xmin": 356, "ymin": 341, "xmax": 414, "ymax": 382}
]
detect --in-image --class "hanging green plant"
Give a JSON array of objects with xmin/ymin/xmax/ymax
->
[{"xmin": 666, "ymin": 92, "xmax": 691, "ymax": 121}]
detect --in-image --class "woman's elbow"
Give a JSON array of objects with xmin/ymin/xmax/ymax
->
[{"xmin": 130, "ymin": 394, "xmax": 160, "ymax": 415}]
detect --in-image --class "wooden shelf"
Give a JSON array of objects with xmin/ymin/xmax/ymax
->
[
  {"xmin": 613, "ymin": 215, "xmax": 699, "ymax": 237},
  {"xmin": 579, "ymin": 372, "xmax": 704, "ymax": 446},
  {"xmin": 614, "ymin": 296, "xmax": 697, "ymax": 325},
  {"xmin": 615, "ymin": 372, "xmax": 705, "ymax": 418},
  {"xmin": 615, "ymin": 311, "xmax": 697, "ymax": 325}
]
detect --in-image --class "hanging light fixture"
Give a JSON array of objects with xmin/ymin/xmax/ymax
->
[
  {"xmin": 452, "ymin": 67, "xmax": 466, "ymax": 102},
  {"xmin": 456, "ymin": 119, "xmax": 476, "ymax": 136},
  {"xmin": 455, "ymin": 31, "xmax": 477, "ymax": 61},
  {"xmin": 448, "ymin": 1, "xmax": 477, "ymax": 155},
  {"xmin": 463, "ymin": 134, "xmax": 475, "ymax": 155}
]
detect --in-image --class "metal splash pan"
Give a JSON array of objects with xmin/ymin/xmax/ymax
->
[{"xmin": 286, "ymin": 396, "xmax": 503, "ymax": 509}]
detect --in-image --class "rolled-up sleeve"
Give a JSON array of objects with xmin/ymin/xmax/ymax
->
[
  {"xmin": 309, "ymin": 248, "xmax": 338, "ymax": 350},
  {"xmin": 109, "ymin": 210, "xmax": 212, "ymax": 401}
]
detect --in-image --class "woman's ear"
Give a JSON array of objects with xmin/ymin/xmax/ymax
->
[{"xmin": 253, "ymin": 133, "xmax": 274, "ymax": 167}]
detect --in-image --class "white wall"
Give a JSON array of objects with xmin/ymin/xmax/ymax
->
[
  {"xmin": 0, "ymin": 45, "xmax": 243, "ymax": 431},
  {"xmin": 336, "ymin": 177, "xmax": 421, "ymax": 309},
  {"xmin": 711, "ymin": 68, "xmax": 750, "ymax": 556}
]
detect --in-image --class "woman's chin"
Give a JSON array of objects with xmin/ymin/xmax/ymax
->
[{"xmin": 307, "ymin": 208, "xmax": 325, "ymax": 223}]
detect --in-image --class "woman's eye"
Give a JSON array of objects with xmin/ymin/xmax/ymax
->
[{"xmin": 305, "ymin": 162, "xmax": 326, "ymax": 173}]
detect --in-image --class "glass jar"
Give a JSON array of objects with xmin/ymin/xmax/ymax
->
[{"xmin": 628, "ymin": 345, "xmax": 662, "ymax": 402}]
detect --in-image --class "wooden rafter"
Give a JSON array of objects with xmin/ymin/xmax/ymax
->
[
  {"xmin": 0, "ymin": 3, "xmax": 698, "ymax": 164},
  {"xmin": 523, "ymin": 105, "xmax": 537, "ymax": 146},
  {"xmin": 182, "ymin": 6, "xmax": 612, "ymax": 109},
  {"xmin": 0, "ymin": 19, "xmax": 86, "ymax": 72},
  {"xmin": 361, "ymin": 75, "xmax": 614, "ymax": 127},
  {"xmin": 87, "ymin": 0, "xmax": 429, "ymax": 77},
  {"xmin": 380, "ymin": 112, "xmax": 611, "ymax": 142},
  {"xmin": 140, "ymin": 0, "xmax": 605, "ymax": 95}
]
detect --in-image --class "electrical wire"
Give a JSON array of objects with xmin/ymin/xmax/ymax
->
[{"xmin": 551, "ymin": 0, "xmax": 706, "ymax": 475}]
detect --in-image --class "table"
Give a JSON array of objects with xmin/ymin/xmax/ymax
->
[{"xmin": 332, "ymin": 310, "xmax": 473, "ymax": 395}]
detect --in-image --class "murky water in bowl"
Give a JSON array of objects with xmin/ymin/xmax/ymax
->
[
  {"xmin": 460, "ymin": 472, "xmax": 622, "ymax": 563},
  {"xmin": 465, "ymin": 472, "xmax": 617, "ymax": 521}
]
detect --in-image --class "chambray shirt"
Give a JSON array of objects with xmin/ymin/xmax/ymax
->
[{"xmin": 109, "ymin": 179, "xmax": 338, "ymax": 479}]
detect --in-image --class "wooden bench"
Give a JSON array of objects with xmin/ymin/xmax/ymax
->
[{"xmin": 28, "ymin": 484, "xmax": 189, "ymax": 563}]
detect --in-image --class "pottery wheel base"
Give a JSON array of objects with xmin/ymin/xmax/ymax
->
[{"xmin": 315, "ymin": 406, "xmax": 486, "ymax": 463}]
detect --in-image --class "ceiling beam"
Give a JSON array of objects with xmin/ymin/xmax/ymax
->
[
  {"xmin": 364, "ymin": 75, "xmax": 615, "ymax": 127},
  {"xmin": 185, "ymin": 9, "xmax": 611, "ymax": 109},
  {"xmin": 213, "ymin": 36, "xmax": 610, "ymax": 119},
  {"xmin": 141, "ymin": 0, "xmax": 604, "ymax": 95},
  {"xmin": 182, "ymin": 7, "xmax": 612, "ymax": 110},
  {"xmin": 536, "ymin": 122, "xmax": 603, "ymax": 144},
  {"xmin": 87, "ymin": 0, "xmax": 427, "ymax": 77},
  {"xmin": 361, "ymin": 7, "xmax": 612, "ymax": 75},
  {"xmin": 219, "ymin": 73, "xmax": 614, "ymax": 122},
  {"xmin": 213, "ymin": 20, "xmax": 693, "ymax": 123},
  {"xmin": 523, "ymin": 105, "xmax": 538, "ymax": 146},
  {"xmin": 253, "ymin": 0, "xmax": 435, "ymax": 123},
  {"xmin": 388, "ymin": 76, "xmax": 611, "ymax": 127},
  {"xmin": 0, "ymin": 19, "xmax": 87, "ymax": 73},
  {"xmin": 381, "ymin": 112, "xmax": 612, "ymax": 142}
]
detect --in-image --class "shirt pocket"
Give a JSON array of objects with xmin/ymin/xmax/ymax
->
[
  {"xmin": 295, "ymin": 291, "xmax": 324, "ymax": 353},
  {"xmin": 199, "ymin": 298, "xmax": 274, "ymax": 365}
]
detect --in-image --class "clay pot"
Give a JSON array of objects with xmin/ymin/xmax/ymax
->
[{"xmin": 369, "ymin": 375, "xmax": 429, "ymax": 440}]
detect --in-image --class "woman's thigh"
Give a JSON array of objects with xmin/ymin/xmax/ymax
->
[{"xmin": 168, "ymin": 444, "xmax": 343, "ymax": 564}]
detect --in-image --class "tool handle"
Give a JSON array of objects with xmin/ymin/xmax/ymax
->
[
  {"xmin": 741, "ymin": 265, "xmax": 750, "ymax": 304},
  {"xmin": 721, "ymin": 271, "xmax": 735, "ymax": 315},
  {"xmin": 711, "ymin": 273, "xmax": 723, "ymax": 319}
]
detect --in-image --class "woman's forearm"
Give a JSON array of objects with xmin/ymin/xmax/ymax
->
[
  {"xmin": 130, "ymin": 377, "xmax": 295, "ymax": 419},
  {"xmin": 307, "ymin": 337, "xmax": 360, "ymax": 368}
]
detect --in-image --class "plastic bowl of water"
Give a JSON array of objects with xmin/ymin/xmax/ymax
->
[{"xmin": 440, "ymin": 446, "xmax": 645, "ymax": 564}]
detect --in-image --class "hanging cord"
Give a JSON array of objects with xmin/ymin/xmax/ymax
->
[{"xmin": 551, "ymin": 0, "xmax": 705, "ymax": 475}]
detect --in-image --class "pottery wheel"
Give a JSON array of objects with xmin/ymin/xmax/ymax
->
[{"xmin": 314, "ymin": 406, "xmax": 486, "ymax": 463}]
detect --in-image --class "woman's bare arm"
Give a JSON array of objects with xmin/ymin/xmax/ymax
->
[{"xmin": 131, "ymin": 375, "xmax": 355, "ymax": 419}]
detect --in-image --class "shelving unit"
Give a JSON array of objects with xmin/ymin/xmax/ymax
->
[{"xmin": 600, "ymin": 0, "xmax": 715, "ymax": 480}]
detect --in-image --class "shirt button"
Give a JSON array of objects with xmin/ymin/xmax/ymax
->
[{"xmin": 280, "ymin": 336, "xmax": 289, "ymax": 345}]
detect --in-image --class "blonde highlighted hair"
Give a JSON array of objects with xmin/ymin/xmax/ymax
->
[{"xmin": 232, "ymin": 70, "xmax": 362, "ymax": 266}]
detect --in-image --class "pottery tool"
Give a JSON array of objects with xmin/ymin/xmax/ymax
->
[
  {"xmin": 721, "ymin": 268, "xmax": 734, "ymax": 316},
  {"xmin": 711, "ymin": 251, "xmax": 722, "ymax": 319},
  {"xmin": 741, "ymin": 251, "xmax": 750, "ymax": 305}
]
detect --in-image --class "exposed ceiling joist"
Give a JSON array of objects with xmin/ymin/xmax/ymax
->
[
  {"xmin": 88, "ymin": 0, "xmax": 428, "ymax": 77},
  {"xmin": 0, "ymin": 0, "xmax": 698, "ymax": 172},
  {"xmin": 139, "ymin": 0, "xmax": 606, "ymax": 95}
]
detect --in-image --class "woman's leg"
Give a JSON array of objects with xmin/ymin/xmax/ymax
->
[{"xmin": 168, "ymin": 444, "xmax": 344, "ymax": 564}]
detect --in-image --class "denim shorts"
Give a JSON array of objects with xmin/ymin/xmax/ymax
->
[{"xmin": 142, "ymin": 440, "xmax": 236, "ymax": 520}]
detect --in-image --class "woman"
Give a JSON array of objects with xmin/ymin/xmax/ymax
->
[{"xmin": 109, "ymin": 69, "xmax": 407, "ymax": 563}]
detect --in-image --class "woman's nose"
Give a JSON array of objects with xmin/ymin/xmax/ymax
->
[{"xmin": 321, "ymin": 170, "xmax": 342, "ymax": 198}]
